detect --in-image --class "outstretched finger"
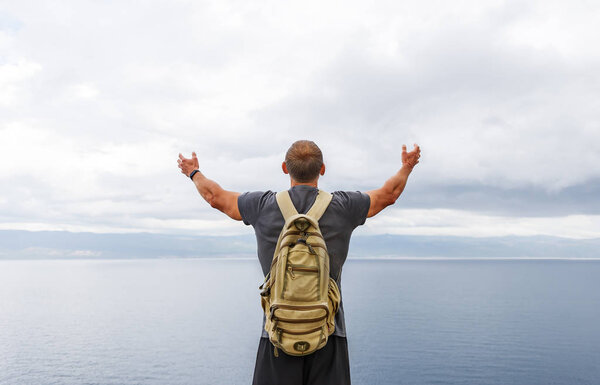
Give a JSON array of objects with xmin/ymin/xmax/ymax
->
[
  {"xmin": 402, "ymin": 144, "xmax": 407, "ymax": 153},
  {"xmin": 192, "ymin": 152, "xmax": 197, "ymax": 159},
  {"xmin": 178, "ymin": 153, "xmax": 185, "ymax": 160}
]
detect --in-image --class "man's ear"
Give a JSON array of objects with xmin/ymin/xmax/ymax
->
[
  {"xmin": 282, "ymin": 162, "xmax": 289, "ymax": 175},
  {"xmin": 320, "ymin": 163, "xmax": 326, "ymax": 176}
]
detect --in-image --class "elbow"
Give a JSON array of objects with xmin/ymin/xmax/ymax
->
[
  {"xmin": 207, "ymin": 193, "xmax": 221, "ymax": 210},
  {"xmin": 368, "ymin": 190, "xmax": 399, "ymax": 218},
  {"xmin": 384, "ymin": 192, "xmax": 397, "ymax": 207},
  {"xmin": 209, "ymin": 195, "xmax": 229, "ymax": 214},
  {"xmin": 209, "ymin": 198, "xmax": 220, "ymax": 210}
]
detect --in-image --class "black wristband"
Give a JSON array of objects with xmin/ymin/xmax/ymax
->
[{"xmin": 189, "ymin": 169, "xmax": 200, "ymax": 180}]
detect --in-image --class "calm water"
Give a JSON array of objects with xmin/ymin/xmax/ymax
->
[{"xmin": 1, "ymin": 259, "xmax": 599, "ymax": 385}]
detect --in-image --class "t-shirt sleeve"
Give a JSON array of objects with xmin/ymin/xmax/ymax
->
[
  {"xmin": 334, "ymin": 191, "xmax": 371, "ymax": 228},
  {"xmin": 237, "ymin": 191, "xmax": 274, "ymax": 226}
]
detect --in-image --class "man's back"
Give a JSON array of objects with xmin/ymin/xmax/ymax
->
[{"xmin": 238, "ymin": 185, "xmax": 371, "ymax": 338}]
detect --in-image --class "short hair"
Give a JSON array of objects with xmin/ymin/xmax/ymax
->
[{"xmin": 285, "ymin": 140, "xmax": 324, "ymax": 183}]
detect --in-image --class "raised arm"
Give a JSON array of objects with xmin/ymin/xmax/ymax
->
[
  {"xmin": 366, "ymin": 144, "xmax": 420, "ymax": 218},
  {"xmin": 178, "ymin": 152, "xmax": 242, "ymax": 221}
]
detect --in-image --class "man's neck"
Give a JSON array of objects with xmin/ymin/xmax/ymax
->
[{"xmin": 290, "ymin": 180, "xmax": 318, "ymax": 188}]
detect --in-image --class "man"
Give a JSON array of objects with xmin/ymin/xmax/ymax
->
[{"xmin": 178, "ymin": 140, "xmax": 421, "ymax": 385}]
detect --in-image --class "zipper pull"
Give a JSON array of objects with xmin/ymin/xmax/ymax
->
[
  {"xmin": 273, "ymin": 346, "xmax": 279, "ymax": 358},
  {"xmin": 288, "ymin": 265, "xmax": 296, "ymax": 279}
]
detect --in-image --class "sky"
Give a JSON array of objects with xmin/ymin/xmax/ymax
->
[{"xmin": 1, "ymin": 0, "xmax": 599, "ymax": 239}]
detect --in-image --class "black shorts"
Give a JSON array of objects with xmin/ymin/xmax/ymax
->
[{"xmin": 252, "ymin": 336, "xmax": 351, "ymax": 385}]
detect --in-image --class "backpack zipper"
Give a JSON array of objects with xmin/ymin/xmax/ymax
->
[
  {"xmin": 278, "ymin": 325, "xmax": 324, "ymax": 335},
  {"xmin": 288, "ymin": 265, "xmax": 319, "ymax": 279},
  {"xmin": 281, "ymin": 241, "xmax": 326, "ymax": 251},
  {"xmin": 271, "ymin": 303, "xmax": 329, "ymax": 318},
  {"xmin": 273, "ymin": 314, "xmax": 327, "ymax": 323}
]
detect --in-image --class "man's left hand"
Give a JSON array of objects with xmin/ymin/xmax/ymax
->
[{"xmin": 178, "ymin": 152, "xmax": 199, "ymax": 177}]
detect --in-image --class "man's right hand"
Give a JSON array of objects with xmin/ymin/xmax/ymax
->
[
  {"xmin": 366, "ymin": 143, "xmax": 421, "ymax": 218},
  {"xmin": 178, "ymin": 152, "xmax": 200, "ymax": 177}
]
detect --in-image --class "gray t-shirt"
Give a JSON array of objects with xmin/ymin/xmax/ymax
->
[{"xmin": 238, "ymin": 185, "xmax": 370, "ymax": 338}]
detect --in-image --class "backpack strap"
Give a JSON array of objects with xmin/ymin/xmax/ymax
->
[
  {"xmin": 276, "ymin": 189, "xmax": 332, "ymax": 221},
  {"xmin": 276, "ymin": 191, "xmax": 298, "ymax": 220},
  {"xmin": 306, "ymin": 190, "xmax": 333, "ymax": 221}
]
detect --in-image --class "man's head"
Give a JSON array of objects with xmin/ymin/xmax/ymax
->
[{"xmin": 282, "ymin": 140, "xmax": 325, "ymax": 184}]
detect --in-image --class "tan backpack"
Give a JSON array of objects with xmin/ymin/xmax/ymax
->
[{"xmin": 259, "ymin": 189, "xmax": 341, "ymax": 357}]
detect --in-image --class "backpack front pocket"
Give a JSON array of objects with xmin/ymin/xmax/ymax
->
[
  {"xmin": 271, "ymin": 324, "xmax": 328, "ymax": 356},
  {"xmin": 282, "ymin": 264, "xmax": 320, "ymax": 301}
]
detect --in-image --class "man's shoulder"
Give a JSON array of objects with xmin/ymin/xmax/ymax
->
[
  {"xmin": 327, "ymin": 190, "xmax": 371, "ymax": 228},
  {"xmin": 330, "ymin": 190, "xmax": 370, "ymax": 204},
  {"xmin": 237, "ymin": 190, "xmax": 277, "ymax": 226},
  {"xmin": 331, "ymin": 189, "xmax": 368, "ymax": 197},
  {"xmin": 239, "ymin": 190, "xmax": 276, "ymax": 200},
  {"xmin": 238, "ymin": 190, "xmax": 278, "ymax": 210}
]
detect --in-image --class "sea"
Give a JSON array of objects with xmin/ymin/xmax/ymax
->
[{"xmin": 1, "ymin": 258, "xmax": 599, "ymax": 385}]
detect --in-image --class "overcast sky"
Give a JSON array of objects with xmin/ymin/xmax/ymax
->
[{"xmin": 1, "ymin": 0, "xmax": 599, "ymax": 239}]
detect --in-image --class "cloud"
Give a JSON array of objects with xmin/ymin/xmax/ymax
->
[
  {"xmin": 0, "ymin": 58, "xmax": 41, "ymax": 106},
  {"xmin": 361, "ymin": 208, "xmax": 600, "ymax": 239},
  {"xmin": 0, "ymin": 0, "xmax": 599, "ymax": 237},
  {"xmin": 257, "ymin": 6, "xmax": 600, "ymax": 192},
  {"xmin": 66, "ymin": 82, "xmax": 98, "ymax": 100},
  {"xmin": 396, "ymin": 179, "xmax": 600, "ymax": 217}
]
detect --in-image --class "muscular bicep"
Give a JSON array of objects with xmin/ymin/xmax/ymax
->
[{"xmin": 366, "ymin": 189, "xmax": 394, "ymax": 218}]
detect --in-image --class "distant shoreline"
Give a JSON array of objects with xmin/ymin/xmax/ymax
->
[{"xmin": 2, "ymin": 256, "xmax": 600, "ymax": 261}]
